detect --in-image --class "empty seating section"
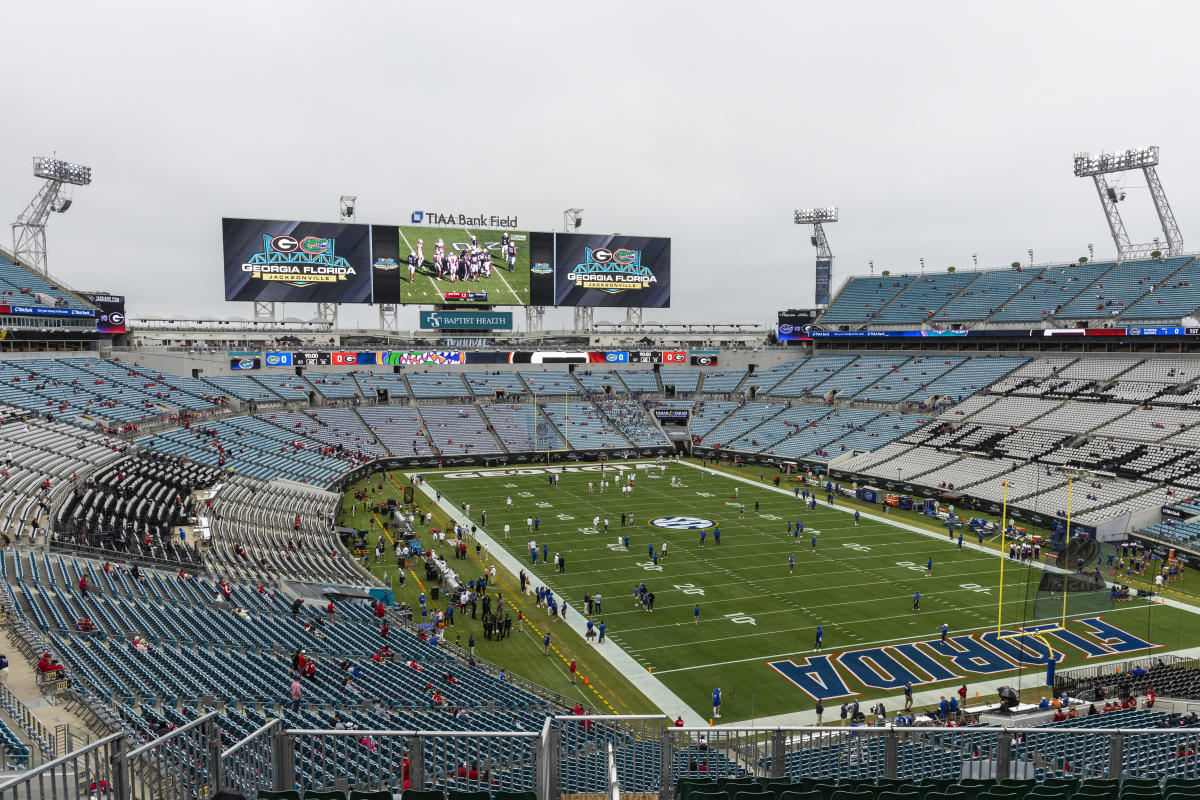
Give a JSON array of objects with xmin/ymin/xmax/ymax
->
[
  {"xmin": 1121, "ymin": 357, "xmax": 1200, "ymax": 384},
  {"xmin": 303, "ymin": 372, "xmax": 359, "ymax": 400},
  {"xmin": 739, "ymin": 359, "xmax": 807, "ymax": 394},
  {"xmin": 857, "ymin": 356, "xmax": 965, "ymax": 403},
  {"xmin": 65, "ymin": 359, "xmax": 219, "ymax": 414},
  {"xmin": 54, "ymin": 452, "xmax": 215, "ymax": 568},
  {"xmin": 356, "ymin": 406, "xmax": 433, "ymax": 456},
  {"xmin": 970, "ymin": 396, "xmax": 1062, "ymax": 427},
  {"xmin": 768, "ymin": 354, "xmax": 858, "ymax": 398},
  {"xmin": 727, "ymin": 405, "xmax": 833, "ymax": 453},
  {"xmin": 941, "ymin": 266, "xmax": 1044, "ymax": 320},
  {"xmin": 1026, "ymin": 402, "xmax": 1134, "ymax": 434},
  {"xmin": 615, "ymin": 369, "xmax": 659, "ymax": 393},
  {"xmin": 259, "ymin": 410, "xmax": 384, "ymax": 460},
  {"xmin": 250, "ymin": 375, "xmax": 310, "ymax": 401},
  {"xmin": 204, "ymin": 375, "xmax": 283, "ymax": 404},
  {"xmin": 988, "ymin": 261, "xmax": 1115, "ymax": 321},
  {"xmin": 835, "ymin": 442, "xmax": 924, "ymax": 474},
  {"xmin": 870, "ymin": 271, "xmax": 980, "ymax": 324},
  {"xmin": 698, "ymin": 370, "xmax": 746, "ymax": 393},
  {"xmin": 687, "ymin": 402, "xmax": 742, "ymax": 439},
  {"xmin": 0, "ymin": 358, "xmax": 174, "ymax": 424},
  {"xmin": 917, "ymin": 455, "xmax": 1018, "ymax": 491},
  {"xmin": 481, "ymin": 403, "xmax": 565, "ymax": 451},
  {"xmin": 136, "ymin": 416, "xmax": 355, "ymax": 483},
  {"xmin": 765, "ymin": 408, "xmax": 882, "ymax": 460},
  {"xmin": 1092, "ymin": 407, "xmax": 1200, "ymax": 442},
  {"xmin": 574, "ymin": 370, "xmax": 629, "ymax": 395},
  {"xmin": 1054, "ymin": 257, "xmax": 1192, "ymax": 319},
  {"xmin": 1124, "ymin": 258, "xmax": 1200, "ymax": 319},
  {"xmin": 208, "ymin": 477, "xmax": 353, "ymax": 583},
  {"xmin": 419, "ymin": 405, "xmax": 501, "ymax": 454},
  {"xmin": 406, "ymin": 371, "xmax": 471, "ymax": 399},
  {"xmin": 702, "ymin": 403, "xmax": 787, "ymax": 447},
  {"xmin": 814, "ymin": 355, "xmax": 911, "ymax": 399},
  {"xmin": 0, "ymin": 253, "xmax": 90, "ymax": 309},
  {"xmin": 518, "ymin": 369, "xmax": 581, "ymax": 396},
  {"xmin": 805, "ymin": 412, "xmax": 928, "ymax": 462},
  {"xmin": 819, "ymin": 274, "xmax": 917, "ymax": 323},
  {"xmin": 906, "ymin": 356, "xmax": 1027, "ymax": 406},
  {"xmin": 596, "ymin": 400, "xmax": 670, "ymax": 447},
  {"xmin": 540, "ymin": 402, "xmax": 630, "ymax": 450},
  {"xmin": 463, "ymin": 371, "xmax": 529, "ymax": 397},
  {"xmin": 659, "ymin": 368, "xmax": 700, "ymax": 394},
  {"xmin": 861, "ymin": 446, "xmax": 957, "ymax": 480},
  {"xmin": 353, "ymin": 371, "xmax": 410, "ymax": 402}
]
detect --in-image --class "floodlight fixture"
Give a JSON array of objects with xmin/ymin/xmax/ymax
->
[
  {"xmin": 563, "ymin": 208, "xmax": 583, "ymax": 231},
  {"xmin": 1072, "ymin": 144, "xmax": 1182, "ymax": 258},
  {"xmin": 794, "ymin": 207, "xmax": 838, "ymax": 224},
  {"xmin": 1073, "ymin": 146, "xmax": 1158, "ymax": 177},
  {"xmin": 33, "ymin": 156, "xmax": 92, "ymax": 186},
  {"xmin": 339, "ymin": 195, "xmax": 357, "ymax": 222}
]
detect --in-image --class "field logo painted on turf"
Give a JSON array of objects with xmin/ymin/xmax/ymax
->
[{"xmin": 650, "ymin": 516, "xmax": 715, "ymax": 531}]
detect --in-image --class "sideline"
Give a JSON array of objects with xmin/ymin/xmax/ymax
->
[
  {"xmin": 410, "ymin": 473, "xmax": 705, "ymax": 725},
  {"xmin": 680, "ymin": 460, "xmax": 1200, "ymax": 727}
]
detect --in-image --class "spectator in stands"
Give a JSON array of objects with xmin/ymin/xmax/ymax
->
[
  {"xmin": 0, "ymin": 654, "xmax": 8, "ymax": 686},
  {"xmin": 36, "ymin": 652, "xmax": 63, "ymax": 674}
]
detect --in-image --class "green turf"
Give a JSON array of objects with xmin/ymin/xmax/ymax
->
[
  {"xmin": 393, "ymin": 224, "xmax": 530, "ymax": 306},
  {"xmin": 400, "ymin": 459, "xmax": 1200, "ymax": 722}
]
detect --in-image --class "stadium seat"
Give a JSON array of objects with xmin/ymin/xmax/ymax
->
[
  {"xmin": 490, "ymin": 792, "xmax": 536, "ymax": 800},
  {"xmin": 399, "ymin": 791, "xmax": 445, "ymax": 800},
  {"xmin": 778, "ymin": 791, "xmax": 821, "ymax": 800},
  {"xmin": 255, "ymin": 793, "xmax": 301, "ymax": 800},
  {"xmin": 445, "ymin": 792, "xmax": 489, "ymax": 800},
  {"xmin": 304, "ymin": 792, "xmax": 347, "ymax": 800},
  {"xmin": 350, "ymin": 793, "xmax": 393, "ymax": 800}
]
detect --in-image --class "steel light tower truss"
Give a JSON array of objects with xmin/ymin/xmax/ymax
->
[
  {"xmin": 794, "ymin": 207, "xmax": 838, "ymax": 305},
  {"xmin": 1073, "ymin": 146, "xmax": 1182, "ymax": 259},
  {"xmin": 12, "ymin": 156, "xmax": 92, "ymax": 276}
]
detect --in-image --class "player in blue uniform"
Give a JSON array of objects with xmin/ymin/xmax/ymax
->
[
  {"xmin": 913, "ymin": 591, "xmax": 921, "ymax": 611},
  {"xmin": 815, "ymin": 625, "xmax": 823, "ymax": 651},
  {"xmin": 789, "ymin": 554, "xmax": 795, "ymax": 573},
  {"xmin": 854, "ymin": 510, "xmax": 860, "ymax": 526},
  {"xmin": 940, "ymin": 622, "xmax": 949, "ymax": 642},
  {"xmin": 926, "ymin": 557, "xmax": 933, "ymax": 576},
  {"xmin": 712, "ymin": 687, "xmax": 722, "ymax": 719}
]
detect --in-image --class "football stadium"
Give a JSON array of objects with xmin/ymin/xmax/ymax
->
[{"xmin": 3, "ymin": 4, "xmax": 1200, "ymax": 800}]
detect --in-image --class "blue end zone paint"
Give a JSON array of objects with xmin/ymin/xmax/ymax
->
[
  {"xmin": 891, "ymin": 642, "xmax": 960, "ymax": 683},
  {"xmin": 1079, "ymin": 617, "xmax": 1157, "ymax": 654},
  {"xmin": 1022, "ymin": 623, "xmax": 1114, "ymax": 659},
  {"xmin": 924, "ymin": 634, "xmax": 1016, "ymax": 675},
  {"xmin": 837, "ymin": 648, "xmax": 929, "ymax": 691},
  {"xmin": 767, "ymin": 655, "xmax": 856, "ymax": 701},
  {"xmin": 980, "ymin": 631, "xmax": 1063, "ymax": 666}
]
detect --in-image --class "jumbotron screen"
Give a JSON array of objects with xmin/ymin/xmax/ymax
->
[{"xmin": 221, "ymin": 218, "xmax": 669, "ymax": 308}]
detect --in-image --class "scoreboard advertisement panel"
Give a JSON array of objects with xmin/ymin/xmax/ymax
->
[{"xmin": 223, "ymin": 218, "xmax": 670, "ymax": 308}]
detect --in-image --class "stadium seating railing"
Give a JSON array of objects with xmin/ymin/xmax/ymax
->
[
  {"xmin": 124, "ymin": 709, "xmax": 220, "ymax": 800},
  {"xmin": 0, "ymin": 730, "xmax": 124, "ymax": 799}
]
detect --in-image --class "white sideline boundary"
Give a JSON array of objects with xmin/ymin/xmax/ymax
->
[
  {"xmin": 679, "ymin": 460, "xmax": 1200, "ymax": 727},
  {"xmin": 411, "ymin": 474, "xmax": 706, "ymax": 725}
]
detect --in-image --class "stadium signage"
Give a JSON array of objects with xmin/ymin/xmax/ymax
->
[
  {"xmin": 264, "ymin": 352, "xmax": 293, "ymax": 367},
  {"xmin": 410, "ymin": 210, "xmax": 520, "ymax": 228},
  {"xmin": 241, "ymin": 234, "xmax": 357, "ymax": 286},
  {"xmin": 443, "ymin": 464, "xmax": 661, "ymax": 479},
  {"xmin": 649, "ymin": 516, "xmax": 715, "ymax": 530},
  {"xmin": 768, "ymin": 617, "xmax": 1157, "ymax": 702},
  {"xmin": 567, "ymin": 247, "xmax": 657, "ymax": 294},
  {"xmin": 0, "ymin": 304, "xmax": 95, "ymax": 318},
  {"xmin": 654, "ymin": 409, "xmax": 690, "ymax": 419},
  {"xmin": 419, "ymin": 311, "xmax": 513, "ymax": 331}
]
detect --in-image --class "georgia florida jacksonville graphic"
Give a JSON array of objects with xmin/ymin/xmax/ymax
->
[
  {"xmin": 567, "ymin": 247, "xmax": 657, "ymax": 294},
  {"xmin": 241, "ymin": 234, "xmax": 358, "ymax": 288}
]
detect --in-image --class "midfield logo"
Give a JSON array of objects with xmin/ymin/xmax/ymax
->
[{"xmin": 650, "ymin": 516, "xmax": 715, "ymax": 530}]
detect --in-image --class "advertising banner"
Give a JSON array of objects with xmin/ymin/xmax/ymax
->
[
  {"xmin": 587, "ymin": 351, "xmax": 629, "ymax": 364},
  {"xmin": 229, "ymin": 352, "xmax": 261, "ymax": 370},
  {"xmin": 419, "ymin": 311, "xmax": 514, "ymax": 330},
  {"xmin": 0, "ymin": 304, "xmax": 94, "ymax": 318},
  {"xmin": 654, "ymin": 408, "xmax": 690, "ymax": 419},
  {"xmin": 81, "ymin": 293, "xmax": 126, "ymax": 334},
  {"xmin": 264, "ymin": 352, "xmax": 293, "ymax": 367},
  {"xmin": 690, "ymin": 350, "xmax": 719, "ymax": 366},
  {"xmin": 815, "ymin": 259, "xmax": 832, "ymax": 306},
  {"xmin": 222, "ymin": 218, "xmax": 374, "ymax": 303},
  {"xmin": 530, "ymin": 233, "xmax": 670, "ymax": 308}
]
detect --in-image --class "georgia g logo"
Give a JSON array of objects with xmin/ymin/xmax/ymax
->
[{"xmin": 651, "ymin": 516, "xmax": 715, "ymax": 530}]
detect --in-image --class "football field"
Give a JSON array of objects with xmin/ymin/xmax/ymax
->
[
  {"xmin": 423, "ymin": 460, "xmax": 1200, "ymax": 721},
  {"xmin": 394, "ymin": 224, "xmax": 530, "ymax": 305}
]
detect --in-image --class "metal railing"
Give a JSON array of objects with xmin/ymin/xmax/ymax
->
[
  {"xmin": 218, "ymin": 718, "xmax": 282, "ymax": 796},
  {"xmin": 0, "ymin": 731, "xmax": 124, "ymax": 800},
  {"xmin": 0, "ymin": 681, "xmax": 53, "ymax": 763},
  {"xmin": 606, "ymin": 741, "xmax": 620, "ymax": 800},
  {"xmin": 659, "ymin": 725, "xmax": 1200, "ymax": 800},
  {"xmin": 280, "ymin": 726, "xmax": 548, "ymax": 797},
  {"xmin": 124, "ymin": 710, "xmax": 218, "ymax": 800}
]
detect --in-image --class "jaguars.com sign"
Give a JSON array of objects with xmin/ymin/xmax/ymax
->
[{"xmin": 419, "ymin": 311, "xmax": 513, "ymax": 331}]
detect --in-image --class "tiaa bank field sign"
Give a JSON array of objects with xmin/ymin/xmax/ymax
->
[{"xmin": 419, "ymin": 311, "xmax": 514, "ymax": 331}]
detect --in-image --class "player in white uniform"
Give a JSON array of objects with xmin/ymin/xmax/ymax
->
[
  {"xmin": 416, "ymin": 239, "xmax": 424, "ymax": 265},
  {"xmin": 435, "ymin": 238, "xmax": 445, "ymax": 261},
  {"xmin": 507, "ymin": 240, "xmax": 517, "ymax": 270}
]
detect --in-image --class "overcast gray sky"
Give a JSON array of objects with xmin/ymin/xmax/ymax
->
[{"xmin": 2, "ymin": 1, "xmax": 1198, "ymax": 330}]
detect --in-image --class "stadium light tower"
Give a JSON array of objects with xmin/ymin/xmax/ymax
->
[
  {"xmin": 794, "ymin": 207, "xmax": 837, "ymax": 306},
  {"xmin": 1073, "ymin": 146, "xmax": 1182, "ymax": 259},
  {"xmin": 339, "ymin": 195, "xmax": 357, "ymax": 223},
  {"xmin": 11, "ymin": 156, "xmax": 92, "ymax": 276}
]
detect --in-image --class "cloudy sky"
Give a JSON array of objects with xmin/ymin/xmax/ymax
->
[{"xmin": 2, "ymin": 1, "xmax": 1197, "ymax": 330}]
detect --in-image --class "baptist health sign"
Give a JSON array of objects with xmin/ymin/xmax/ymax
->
[{"xmin": 419, "ymin": 311, "xmax": 513, "ymax": 331}]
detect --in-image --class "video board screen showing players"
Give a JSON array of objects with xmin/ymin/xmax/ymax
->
[{"xmin": 374, "ymin": 225, "xmax": 532, "ymax": 306}]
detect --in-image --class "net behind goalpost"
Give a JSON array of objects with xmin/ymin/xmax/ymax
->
[{"xmin": 1030, "ymin": 536, "xmax": 1112, "ymax": 621}]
